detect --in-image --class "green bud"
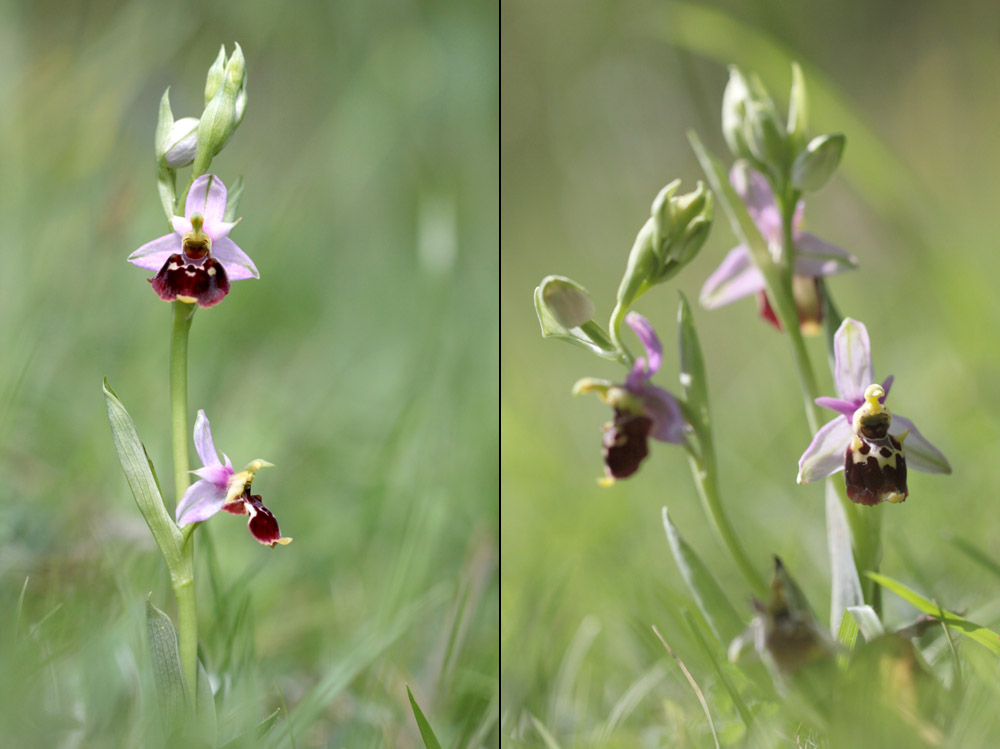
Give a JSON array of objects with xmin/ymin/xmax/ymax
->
[
  {"xmin": 539, "ymin": 275, "xmax": 595, "ymax": 329},
  {"xmin": 192, "ymin": 43, "xmax": 249, "ymax": 171},
  {"xmin": 791, "ymin": 133, "xmax": 845, "ymax": 192},
  {"xmin": 616, "ymin": 181, "xmax": 714, "ymax": 311},
  {"xmin": 744, "ymin": 101, "xmax": 789, "ymax": 174},
  {"xmin": 649, "ymin": 179, "xmax": 681, "ymax": 252},
  {"xmin": 204, "ymin": 45, "xmax": 226, "ymax": 105},
  {"xmin": 535, "ymin": 276, "xmax": 617, "ymax": 358}
]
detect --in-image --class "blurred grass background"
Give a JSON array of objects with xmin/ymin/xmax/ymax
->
[
  {"xmin": 0, "ymin": 0, "xmax": 497, "ymax": 745},
  {"xmin": 503, "ymin": 0, "xmax": 1000, "ymax": 743}
]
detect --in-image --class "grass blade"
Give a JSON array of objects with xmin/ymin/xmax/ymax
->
[
  {"xmin": 406, "ymin": 686, "xmax": 442, "ymax": 749},
  {"xmin": 867, "ymin": 572, "xmax": 1000, "ymax": 656}
]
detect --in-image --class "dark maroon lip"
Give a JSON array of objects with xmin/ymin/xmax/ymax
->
[{"xmin": 150, "ymin": 253, "xmax": 231, "ymax": 308}]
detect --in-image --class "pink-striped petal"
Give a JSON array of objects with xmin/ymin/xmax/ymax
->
[
  {"xmin": 700, "ymin": 245, "xmax": 767, "ymax": 309},
  {"xmin": 641, "ymin": 384, "xmax": 686, "ymax": 444},
  {"xmin": 797, "ymin": 417, "xmax": 853, "ymax": 483},
  {"xmin": 176, "ymin": 479, "xmax": 228, "ymax": 525},
  {"xmin": 127, "ymin": 234, "xmax": 181, "ymax": 271},
  {"xmin": 185, "ymin": 175, "xmax": 228, "ymax": 226},
  {"xmin": 794, "ymin": 233, "xmax": 859, "ymax": 277},
  {"xmin": 193, "ymin": 410, "xmax": 221, "ymax": 467},
  {"xmin": 212, "ymin": 237, "xmax": 259, "ymax": 281},
  {"xmin": 833, "ymin": 318, "xmax": 874, "ymax": 402},
  {"xmin": 891, "ymin": 415, "xmax": 951, "ymax": 474},
  {"xmin": 624, "ymin": 313, "xmax": 663, "ymax": 385}
]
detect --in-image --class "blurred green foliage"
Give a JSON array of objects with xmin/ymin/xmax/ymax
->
[
  {"xmin": 0, "ymin": 0, "xmax": 497, "ymax": 744},
  {"xmin": 503, "ymin": 0, "xmax": 1000, "ymax": 743}
]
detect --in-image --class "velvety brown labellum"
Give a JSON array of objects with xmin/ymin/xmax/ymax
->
[
  {"xmin": 845, "ymin": 434, "xmax": 908, "ymax": 506},
  {"xmin": 602, "ymin": 410, "xmax": 652, "ymax": 479},
  {"xmin": 150, "ymin": 253, "xmax": 230, "ymax": 308}
]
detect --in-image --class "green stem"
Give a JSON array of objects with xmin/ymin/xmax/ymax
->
[
  {"xmin": 169, "ymin": 301, "xmax": 198, "ymax": 698},
  {"xmin": 778, "ymin": 193, "xmax": 822, "ymax": 434},
  {"xmin": 685, "ymin": 440, "xmax": 767, "ymax": 598},
  {"xmin": 608, "ymin": 302, "xmax": 636, "ymax": 366}
]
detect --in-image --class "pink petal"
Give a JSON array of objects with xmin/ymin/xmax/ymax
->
[
  {"xmin": 127, "ymin": 234, "xmax": 181, "ymax": 271},
  {"xmin": 797, "ymin": 417, "xmax": 853, "ymax": 483},
  {"xmin": 730, "ymin": 164, "xmax": 781, "ymax": 241},
  {"xmin": 185, "ymin": 174, "xmax": 228, "ymax": 226},
  {"xmin": 176, "ymin": 479, "xmax": 228, "ymax": 525},
  {"xmin": 833, "ymin": 318, "xmax": 874, "ymax": 402},
  {"xmin": 699, "ymin": 245, "xmax": 767, "ymax": 309},
  {"xmin": 211, "ymin": 237, "xmax": 259, "ymax": 281},
  {"xmin": 193, "ymin": 463, "xmax": 232, "ymax": 491},
  {"xmin": 193, "ymin": 410, "xmax": 221, "ymax": 467},
  {"xmin": 640, "ymin": 384, "xmax": 686, "ymax": 444},
  {"xmin": 890, "ymin": 415, "xmax": 951, "ymax": 474},
  {"xmin": 793, "ymin": 233, "xmax": 859, "ymax": 277},
  {"xmin": 624, "ymin": 313, "xmax": 662, "ymax": 385},
  {"xmin": 171, "ymin": 216, "xmax": 193, "ymax": 236},
  {"xmin": 815, "ymin": 397, "xmax": 857, "ymax": 420}
]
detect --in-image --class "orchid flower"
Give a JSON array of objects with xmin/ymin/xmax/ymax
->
[
  {"xmin": 797, "ymin": 318, "xmax": 950, "ymax": 505},
  {"xmin": 574, "ymin": 312, "xmax": 686, "ymax": 482},
  {"xmin": 128, "ymin": 174, "xmax": 258, "ymax": 308},
  {"xmin": 176, "ymin": 410, "xmax": 291, "ymax": 547},
  {"xmin": 700, "ymin": 164, "xmax": 858, "ymax": 334}
]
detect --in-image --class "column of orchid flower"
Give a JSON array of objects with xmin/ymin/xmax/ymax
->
[
  {"xmin": 535, "ymin": 180, "xmax": 767, "ymax": 596},
  {"xmin": 690, "ymin": 64, "xmax": 950, "ymax": 617},
  {"xmin": 110, "ymin": 45, "xmax": 291, "ymax": 702}
]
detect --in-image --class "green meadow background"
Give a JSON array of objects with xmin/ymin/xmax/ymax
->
[
  {"xmin": 503, "ymin": 0, "xmax": 1000, "ymax": 744},
  {"xmin": 0, "ymin": 0, "xmax": 497, "ymax": 745}
]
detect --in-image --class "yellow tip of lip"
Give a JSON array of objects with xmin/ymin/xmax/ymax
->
[
  {"xmin": 275, "ymin": 537, "xmax": 292, "ymax": 546},
  {"xmin": 597, "ymin": 476, "xmax": 615, "ymax": 488}
]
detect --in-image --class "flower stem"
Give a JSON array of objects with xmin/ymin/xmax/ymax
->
[
  {"xmin": 169, "ymin": 300, "xmax": 198, "ymax": 697},
  {"xmin": 778, "ymin": 194, "xmax": 822, "ymax": 434},
  {"xmin": 684, "ymin": 440, "xmax": 767, "ymax": 598}
]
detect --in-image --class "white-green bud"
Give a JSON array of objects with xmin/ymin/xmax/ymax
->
[
  {"xmin": 721, "ymin": 68, "xmax": 753, "ymax": 161},
  {"xmin": 162, "ymin": 117, "xmax": 199, "ymax": 167},
  {"xmin": 193, "ymin": 43, "xmax": 248, "ymax": 169},
  {"xmin": 791, "ymin": 133, "xmax": 845, "ymax": 192},
  {"xmin": 539, "ymin": 276, "xmax": 595, "ymax": 329}
]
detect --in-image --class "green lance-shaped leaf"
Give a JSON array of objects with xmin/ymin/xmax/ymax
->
[
  {"xmin": 677, "ymin": 293, "xmax": 709, "ymax": 437},
  {"xmin": 406, "ymin": 686, "xmax": 443, "ymax": 749},
  {"xmin": 682, "ymin": 610, "xmax": 755, "ymax": 732},
  {"xmin": 196, "ymin": 658, "xmax": 217, "ymax": 743},
  {"xmin": 220, "ymin": 709, "xmax": 281, "ymax": 749},
  {"xmin": 661, "ymin": 508, "xmax": 744, "ymax": 644},
  {"xmin": 104, "ymin": 380, "xmax": 183, "ymax": 572},
  {"xmin": 867, "ymin": 572, "xmax": 1000, "ymax": 657},
  {"xmin": 835, "ymin": 608, "xmax": 859, "ymax": 670},
  {"xmin": 791, "ymin": 133, "xmax": 845, "ymax": 193},
  {"xmin": 146, "ymin": 596, "xmax": 188, "ymax": 726}
]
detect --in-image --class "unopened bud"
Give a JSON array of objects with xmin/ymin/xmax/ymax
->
[
  {"xmin": 539, "ymin": 275, "xmax": 595, "ymax": 329},
  {"xmin": 162, "ymin": 117, "xmax": 199, "ymax": 167},
  {"xmin": 791, "ymin": 133, "xmax": 845, "ymax": 192},
  {"xmin": 204, "ymin": 45, "xmax": 227, "ymax": 105}
]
